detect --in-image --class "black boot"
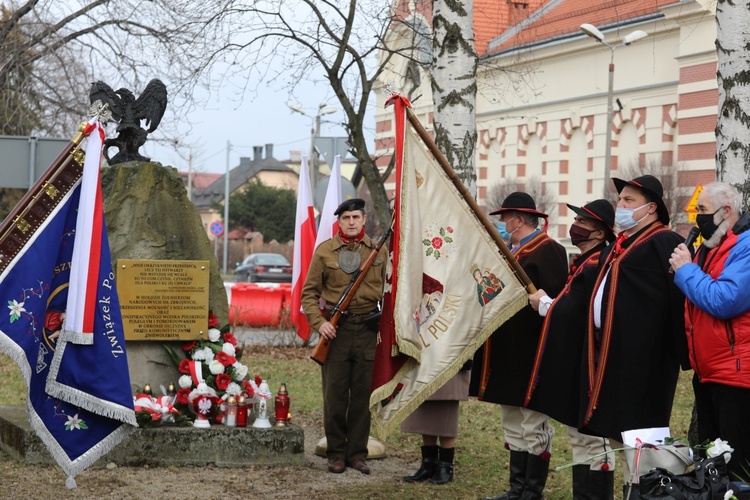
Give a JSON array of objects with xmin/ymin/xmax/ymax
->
[
  {"xmin": 404, "ymin": 445, "xmax": 438, "ymax": 482},
  {"xmin": 572, "ymin": 464, "xmax": 590, "ymax": 500},
  {"xmin": 482, "ymin": 450, "xmax": 528, "ymax": 500},
  {"xmin": 429, "ymin": 447, "xmax": 455, "ymax": 485},
  {"xmin": 589, "ymin": 470, "xmax": 614, "ymax": 500},
  {"xmin": 520, "ymin": 453, "xmax": 550, "ymax": 500}
]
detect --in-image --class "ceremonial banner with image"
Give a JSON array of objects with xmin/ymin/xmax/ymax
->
[
  {"xmin": 370, "ymin": 95, "xmax": 528, "ymax": 435},
  {"xmin": 0, "ymin": 117, "xmax": 135, "ymax": 486}
]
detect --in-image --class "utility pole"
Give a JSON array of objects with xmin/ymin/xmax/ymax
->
[{"xmin": 223, "ymin": 141, "xmax": 231, "ymax": 275}]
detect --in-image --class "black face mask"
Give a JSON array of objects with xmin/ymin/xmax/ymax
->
[
  {"xmin": 696, "ymin": 208, "xmax": 723, "ymax": 240},
  {"xmin": 569, "ymin": 224, "xmax": 595, "ymax": 246}
]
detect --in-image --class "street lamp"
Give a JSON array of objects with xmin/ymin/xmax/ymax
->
[
  {"xmin": 289, "ymin": 103, "xmax": 338, "ymax": 196},
  {"xmin": 580, "ymin": 23, "xmax": 648, "ymax": 196}
]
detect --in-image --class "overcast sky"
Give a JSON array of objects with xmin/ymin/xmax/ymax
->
[{"xmin": 139, "ymin": 79, "xmax": 371, "ymax": 176}]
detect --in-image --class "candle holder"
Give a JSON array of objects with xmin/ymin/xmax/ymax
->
[
  {"xmin": 252, "ymin": 380, "xmax": 272, "ymax": 429},
  {"xmin": 189, "ymin": 382, "xmax": 217, "ymax": 428},
  {"xmin": 237, "ymin": 395, "xmax": 249, "ymax": 427},
  {"xmin": 225, "ymin": 396, "xmax": 238, "ymax": 427},
  {"xmin": 274, "ymin": 382, "xmax": 290, "ymax": 427}
]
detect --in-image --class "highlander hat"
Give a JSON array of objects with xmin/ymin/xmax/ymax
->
[
  {"xmin": 567, "ymin": 199, "xmax": 616, "ymax": 242},
  {"xmin": 489, "ymin": 192, "xmax": 548, "ymax": 218},
  {"xmin": 612, "ymin": 175, "xmax": 669, "ymax": 224}
]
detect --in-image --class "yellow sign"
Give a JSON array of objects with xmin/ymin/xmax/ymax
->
[
  {"xmin": 117, "ymin": 259, "xmax": 210, "ymax": 341},
  {"xmin": 685, "ymin": 184, "xmax": 703, "ymax": 213},
  {"xmin": 688, "ymin": 212, "xmax": 697, "ymax": 223}
]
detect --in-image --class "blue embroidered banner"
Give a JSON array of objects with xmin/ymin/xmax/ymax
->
[{"xmin": 0, "ymin": 120, "xmax": 135, "ymax": 485}]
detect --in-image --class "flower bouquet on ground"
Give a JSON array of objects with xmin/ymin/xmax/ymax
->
[
  {"xmin": 164, "ymin": 313, "xmax": 260, "ymax": 425},
  {"xmin": 133, "ymin": 388, "xmax": 192, "ymax": 427}
]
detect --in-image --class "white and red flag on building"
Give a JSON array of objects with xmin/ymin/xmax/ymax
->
[
  {"xmin": 314, "ymin": 154, "xmax": 342, "ymax": 249},
  {"xmin": 369, "ymin": 94, "xmax": 528, "ymax": 435},
  {"xmin": 292, "ymin": 156, "xmax": 317, "ymax": 341}
]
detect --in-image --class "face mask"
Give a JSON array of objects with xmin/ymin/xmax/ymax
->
[
  {"xmin": 615, "ymin": 202, "xmax": 651, "ymax": 230},
  {"xmin": 496, "ymin": 220, "xmax": 517, "ymax": 241},
  {"xmin": 696, "ymin": 208, "xmax": 724, "ymax": 240},
  {"xmin": 569, "ymin": 224, "xmax": 595, "ymax": 246}
]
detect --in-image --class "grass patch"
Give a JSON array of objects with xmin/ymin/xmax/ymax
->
[{"xmin": 0, "ymin": 346, "xmax": 695, "ymax": 497}]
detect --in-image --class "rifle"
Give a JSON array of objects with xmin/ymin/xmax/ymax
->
[{"xmin": 310, "ymin": 226, "xmax": 392, "ymax": 366}]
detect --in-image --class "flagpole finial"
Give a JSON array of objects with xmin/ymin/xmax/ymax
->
[{"xmin": 88, "ymin": 100, "xmax": 112, "ymax": 124}]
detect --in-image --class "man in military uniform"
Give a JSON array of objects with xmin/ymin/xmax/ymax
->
[{"xmin": 301, "ymin": 198, "xmax": 388, "ymax": 475}]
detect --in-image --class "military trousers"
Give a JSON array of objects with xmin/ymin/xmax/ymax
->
[{"xmin": 321, "ymin": 319, "xmax": 377, "ymax": 462}]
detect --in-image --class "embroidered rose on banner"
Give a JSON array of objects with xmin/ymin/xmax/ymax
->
[{"xmin": 423, "ymin": 224, "xmax": 455, "ymax": 260}]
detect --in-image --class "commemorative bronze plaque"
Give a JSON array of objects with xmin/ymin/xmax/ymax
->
[{"xmin": 117, "ymin": 259, "xmax": 210, "ymax": 340}]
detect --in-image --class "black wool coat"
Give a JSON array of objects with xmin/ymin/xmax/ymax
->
[
  {"xmin": 580, "ymin": 222, "xmax": 689, "ymax": 441},
  {"xmin": 524, "ymin": 243, "xmax": 607, "ymax": 426},
  {"xmin": 470, "ymin": 232, "xmax": 568, "ymax": 407}
]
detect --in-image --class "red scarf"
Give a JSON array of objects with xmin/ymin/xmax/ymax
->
[{"xmin": 340, "ymin": 227, "xmax": 366, "ymax": 244}]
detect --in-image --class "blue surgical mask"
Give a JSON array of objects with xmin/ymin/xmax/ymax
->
[
  {"xmin": 495, "ymin": 220, "xmax": 515, "ymax": 241},
  {"xmin": 615, "ymin": 202, "xmax": 651, "ymax": 231}
]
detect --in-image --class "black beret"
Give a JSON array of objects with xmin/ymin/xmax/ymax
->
[{"xmin": 334, "ymin": 198, "xmax": 365, "ymax": 216}]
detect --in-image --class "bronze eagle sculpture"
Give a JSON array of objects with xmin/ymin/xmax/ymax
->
[{"xmin": 89, "ymin": 79, "xmax": 168, "ymax": 165}]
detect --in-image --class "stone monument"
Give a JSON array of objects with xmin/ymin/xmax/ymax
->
[{"xmin": 101, "ymin": 161, "xmax": 228, "ymax": 392}]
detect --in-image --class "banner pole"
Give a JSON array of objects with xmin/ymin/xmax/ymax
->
[{"xmin": 404, "ymin": 106, "xmax": 537, "ymax": 294}]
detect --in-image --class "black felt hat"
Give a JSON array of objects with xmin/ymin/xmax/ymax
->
[
  {"xmin": 333, "ymin": 198, "xmax": 365, "ymax": 216},
  {"xmin": 612, "ymin": 175, "xmax": 670, "ymax": 224},
  {"xmin": 489, "ymin": 192, "xmax": 548, "ymax": 218},
  {"xmin": 567, "ymin": 199, "xmax": 616, "ymax": 242}
]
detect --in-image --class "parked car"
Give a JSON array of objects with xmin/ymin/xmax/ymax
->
[{"xmin": 234, "ymin": 253, "xmax": 293, "ymax": 283}]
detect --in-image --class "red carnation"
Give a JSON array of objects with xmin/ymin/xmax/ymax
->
[
  {"xmin": 431, "ymin": 237, "xmax": 443, "ymax": 249},
  {"xmin": 216, "ymin": 351, "xmax": 237, "ymax": 367},
  {"xmin": 600, "ymin": 462, "xmax": 610, "ymax": 472},
  {"xmin": 215, "ymin": 373, "xmax": 231, "ymax": 391},
  {"xmin": 540, "ymin": 451, "xmax": 551, "ymax": 462},
  {"xmin": 176, "ymin": 388, "xmax": 191, "ymax": 405},
  {"xmin": 178, "ymin": 359, "xmax": 191, "ymax": 375},
  {"xmin": 182, "ymin": 341, "xmax": 197, "ymax": 353},
  {"xmin": 223, "ymin": 333, "xmax": 237, "ymax": 346},
  {"xmin": 208, "ymin": 313, "xmax": 219, "ymax": 328},
  {"xmin": 254, "ymin": 374, "xmax": 262, "ymax": 386}
]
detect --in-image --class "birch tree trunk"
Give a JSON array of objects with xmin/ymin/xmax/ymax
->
[
  {"xmin": 716, "ymin": 0, "xmax": 750, "ymax": 208},
  {"xmin": 432, "ymin": 0, "xmax": 478, "ymax": 196}
]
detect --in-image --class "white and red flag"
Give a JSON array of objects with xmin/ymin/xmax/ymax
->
[
  {"xmin": 292, "ymin": 156, "xmax": 317, "ymax": 341},
  {"xmin": 314, "ymin": 154, "xmax": 342, "ymax": 249},
  {"xmin": 369, "ymin": 94, "xmax": 527, "ymax": 435}
]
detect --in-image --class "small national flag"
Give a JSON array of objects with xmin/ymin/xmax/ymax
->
[
  {"xmin": 0, "ymin": 117, "xmax": 135, "ymax": 486},
  {"xmin": 369, "ymin": 94, "xmax": 528, "ymax": 435},
  {"xmin": 314, "ymin": 155, "xmax": 342, "ymax": 249},
  {"xmin": 292, "ymin": 157, "xmax": 317, "ymax": 341}
]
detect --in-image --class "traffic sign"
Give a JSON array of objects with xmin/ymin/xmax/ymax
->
[
  {"xmin": 685, "ymin": 184, "xmax": 703, "ymax": 213},
  {"xmin": 210, "ymin": 221, "xmax": 224, "ymax": 236}
]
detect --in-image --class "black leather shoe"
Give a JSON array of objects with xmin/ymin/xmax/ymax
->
[{"xmin": 429, "ymin": 461, "xmax": 454, "ymax": 485}]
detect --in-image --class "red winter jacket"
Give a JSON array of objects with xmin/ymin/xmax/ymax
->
[{"xmin": 684, "ymin": 230, "xmax": 750, "ymax": 388}]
